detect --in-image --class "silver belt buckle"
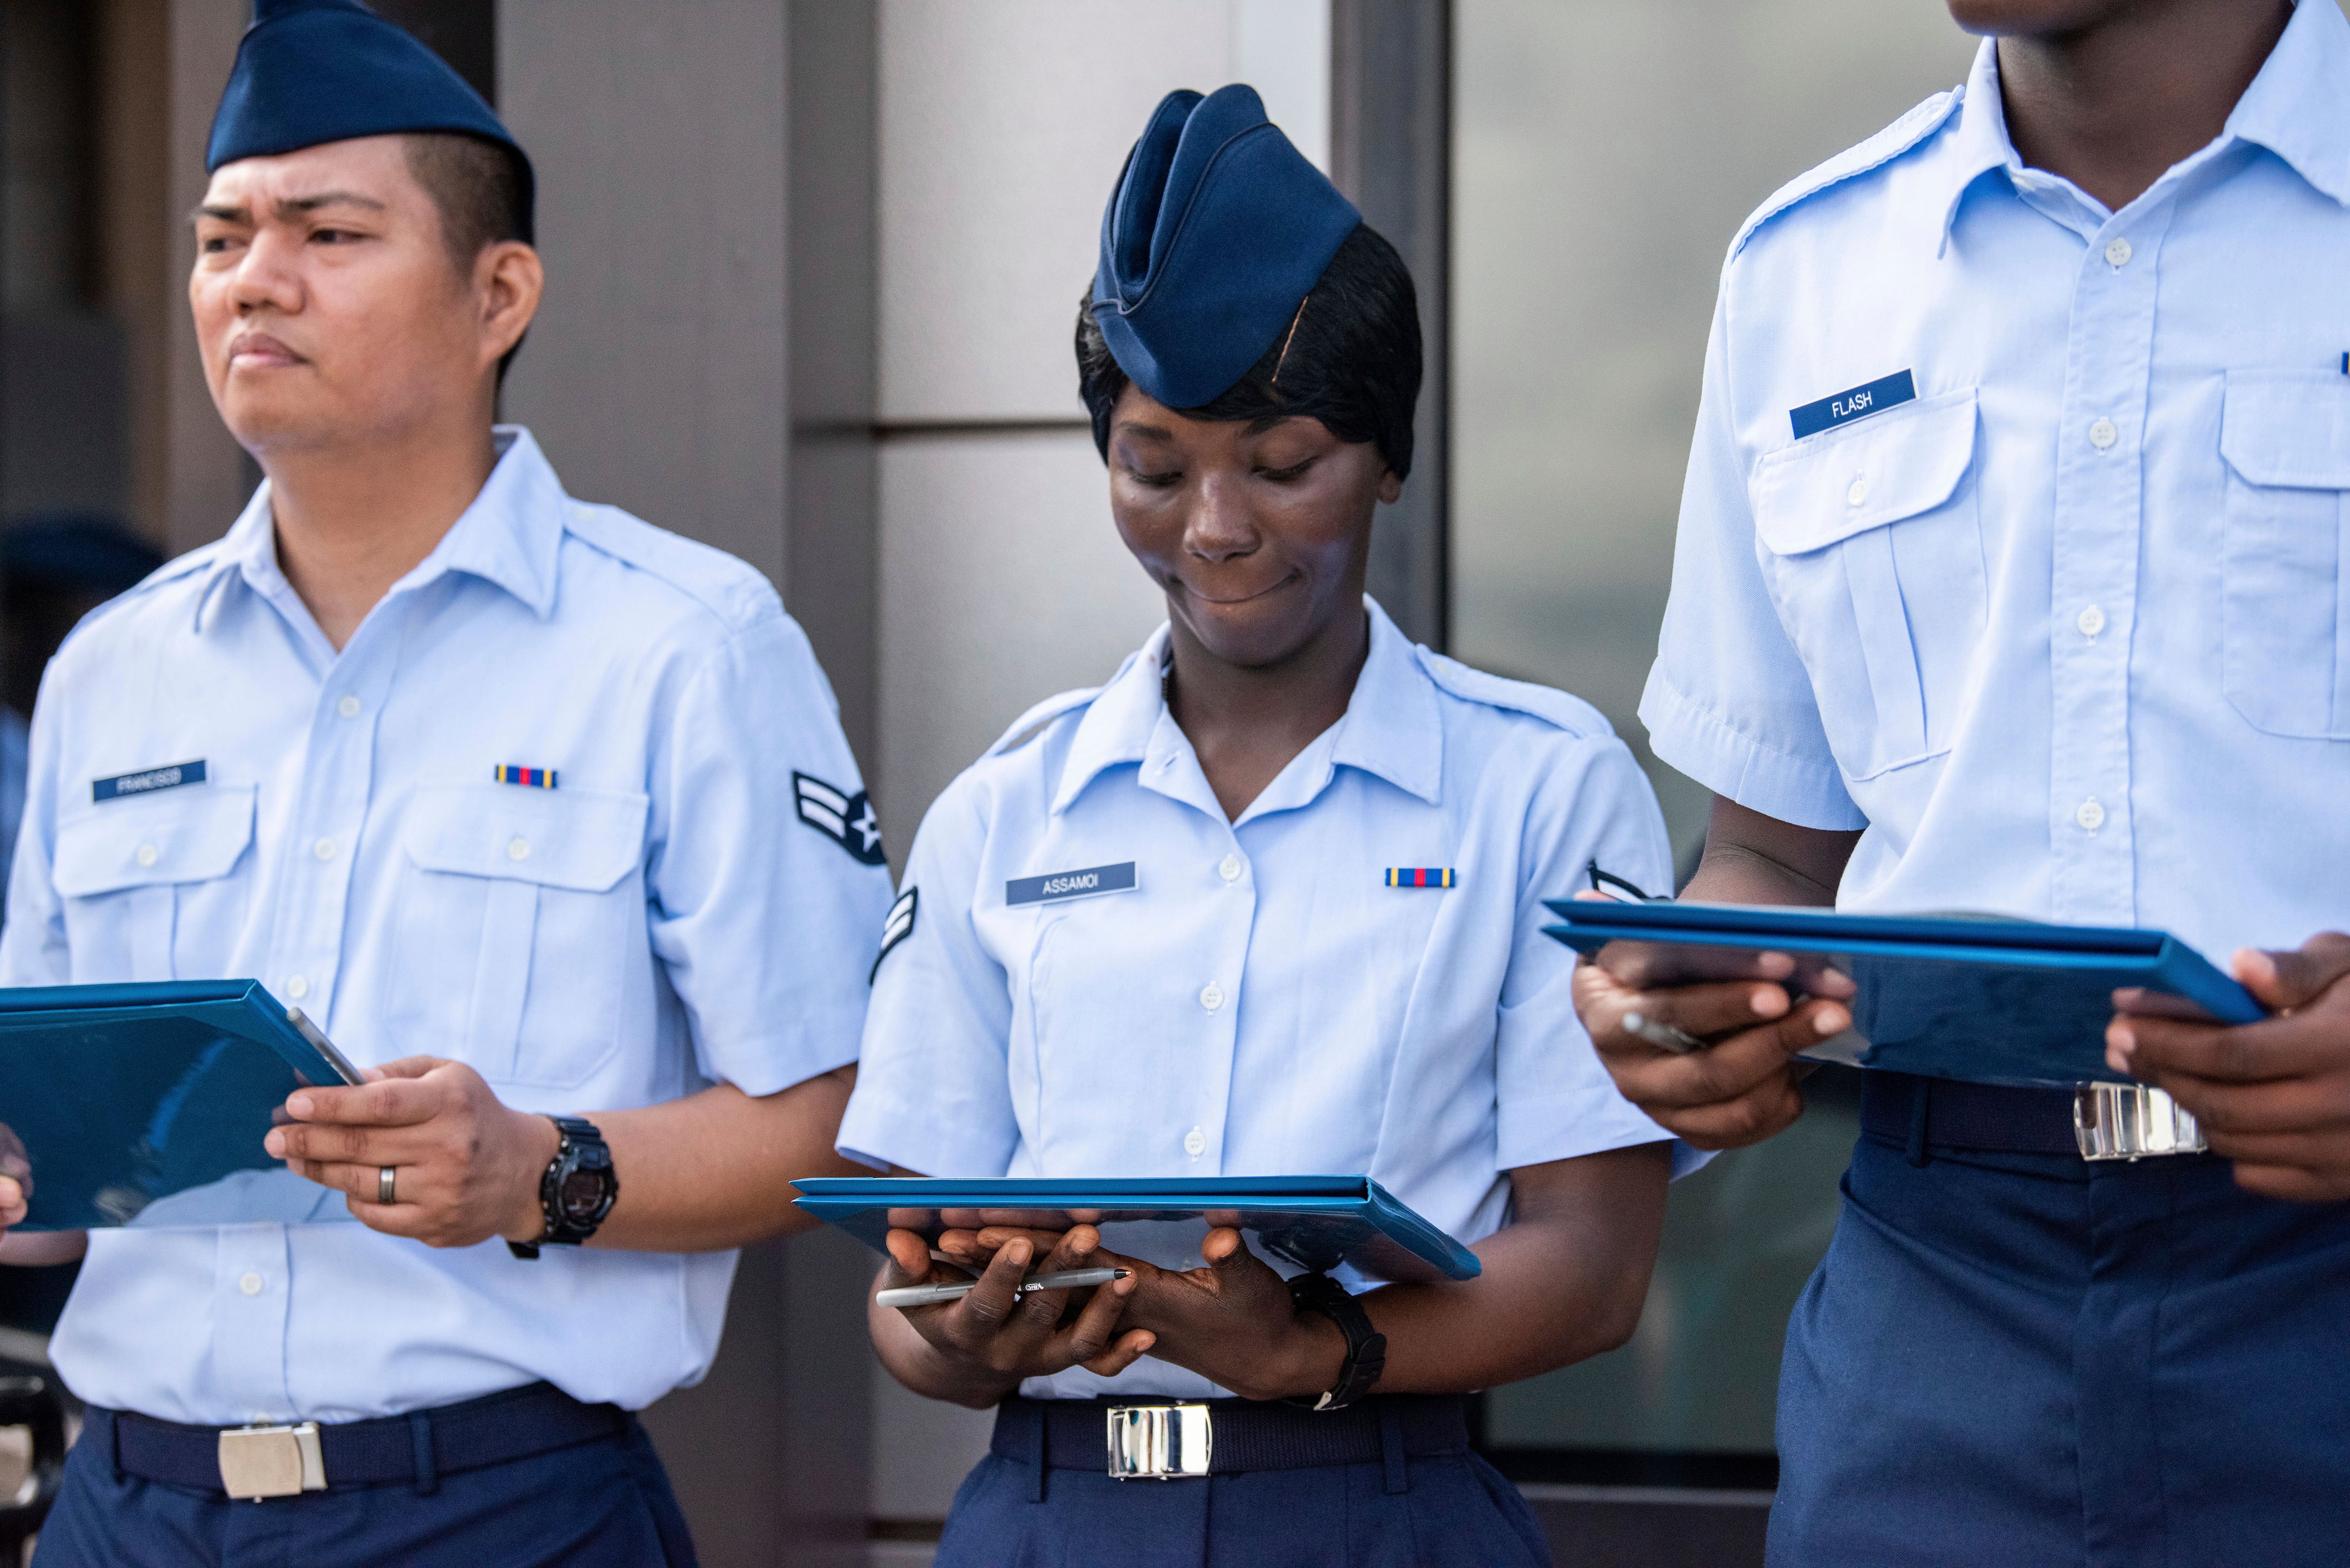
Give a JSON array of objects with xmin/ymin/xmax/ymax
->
[
  {"xmin": 2073, "ymin": 1082, "xmax": 2207, "ymax": 1162},
  {"xmin": 1105, "ymin": 1404, "xmax": 1212, "ymax": 1479},
  {"xmin": 217, "ymin": 1422, "xmax": 326, "ymax": 1500}
]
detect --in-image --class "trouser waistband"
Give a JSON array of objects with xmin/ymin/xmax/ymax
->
[
  {"xmin": 94, "ymin": 1381, "xmax": 630, "ymax": 1497},
  {"xmin": 996, "ymin": 1393, "xmax": 1469, "ymax": 1476},
  {"xmin": 1859, "ymin": 1070, "xmax": 2216, "ymax": 1162}
]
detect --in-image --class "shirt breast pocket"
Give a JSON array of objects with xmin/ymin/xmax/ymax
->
[
  {"xmin": 1752, "ymin": 388, "xmax": 1987, "ymax": 781},
  {"xmin": 385, "ymin": 785, "xmax": 650, "ymax": 1089},
  {"xmin": 50, "ymin": 786, "xmax": 257, "ymax": 983},
  {"xmin": 2218, "ymin": 371, "xmax": 2350, "ymax": 739}
]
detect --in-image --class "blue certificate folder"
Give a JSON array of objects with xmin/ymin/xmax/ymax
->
[
  {"xmin": 793, "ymin": 1176, "xmax": 1482, "ymax": 1283},
  {"xmin": 1543, "ymin": 901, "xmax": 2264, "ymax": 1088},
  {"xmin": 0, "ymin": 980, "xmax": 359, "ymax": 1230}
]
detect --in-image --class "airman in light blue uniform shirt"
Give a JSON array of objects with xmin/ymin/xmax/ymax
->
[
  {"xmin": 0, "ymin": 428, "xmax": 891, "ymax": 1421},
  {"xmin": 842, "ymin": 597, "xmax": 1682, "ymax": 1404},
  {"xmin": 1631, "ymin": 1, "xmax": 2350, "ymax": 1560}
]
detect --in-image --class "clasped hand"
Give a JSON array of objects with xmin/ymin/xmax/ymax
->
[
  {"xmin": 266, "ymin": 1056, "xmax": 558, "ymax": 1247},
  {"xmin": 880, "ymin": 1222, "xmax": 1344, "ymax": 1403},
  {"xmin": 2111, "ymin": 933, "xmax": 2350, "ymax": 1202}
]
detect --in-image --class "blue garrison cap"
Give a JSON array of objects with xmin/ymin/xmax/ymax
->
[
  {"xmin": 1093, "ymin": 85, "xmax": 1360, "ymax": 410},
  {"xmin": 207, "ymin": 0, "xmax": 532, "ymax": 237}
]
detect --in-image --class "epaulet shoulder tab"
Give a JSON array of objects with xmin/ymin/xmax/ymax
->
[
  {"xmin": 987, "ymin": 686, "xmax": 1101, "ymax": 757},
  {"xmin": 49, "ymin": 537, "xmax": 230, "ymax": 655},
  {"xmin": 130, "ymin": 538, "xmax": 230, "ymax": 597},
  {"xmin": 1729, "ymin": 87, "xmax": 1962, "ymax": 260},
  {"xmin": 1415, "ymin": 647, "xmax": 1613, "ymax": 740},
  {"xmin": 562, "ymin": 502, "xmax": 778, "ymax": 631}
]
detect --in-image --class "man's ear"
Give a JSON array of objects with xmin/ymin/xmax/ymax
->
[
  {"xmin": 1378, "ymin": 467, "xmax": 1404, "ymax": 506},
  {"xmin": 476, "ymin": 240, "xmax": 544, "ymax": 370}
]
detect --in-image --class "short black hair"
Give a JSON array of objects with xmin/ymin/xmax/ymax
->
[
  {"xmin": 1076, "ymin": 222, "xmax": 1422, "ymax": 479},
  {"xmin": 404, "ymin": 132, "xmax": 532, "ymax": 386},
  {"xmin": 404, "ymin": 132, "xmax": 532, "ymax": 263}
]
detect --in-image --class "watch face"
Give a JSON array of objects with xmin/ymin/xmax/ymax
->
[{"xmin": 558, "ymin": 1165, "xmax": 608, "ymax": 1221}]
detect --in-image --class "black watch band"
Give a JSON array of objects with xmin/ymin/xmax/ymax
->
[
  {"xmin": 507, "ymin": 1116, "xmax": 617, "ymax": 1260},
  {"xmin": 1283, "ymin": 1272, "xmax": 1387, "ymax": 1412}
]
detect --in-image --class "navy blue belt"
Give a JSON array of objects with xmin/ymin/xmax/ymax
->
[
  {"xmin": 93, "ymin": 1381, "xmax": 629, "ymax": 1497},
  {"xmin": 1000, "ymin": 1393, "xmax": 1468, "ymax": 1477},
  {"xmin": 1859, "ymin": 1070, "xmax": 2083, "ymax": 1156}
]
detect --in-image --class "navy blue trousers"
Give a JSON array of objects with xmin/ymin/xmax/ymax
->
[
  {"xmin": 33, "ymin": 1410, "xmax": 696, "ymax": 1567},
  {"xmin": 935, "ymin": 1407, "xmax": 1548, "ymax": 1568},
  {"xmin": 1771, "ymin": 1129, "xmax": 2350, "ymax": 1566}
]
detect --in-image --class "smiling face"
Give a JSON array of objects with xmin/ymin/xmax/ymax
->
[
  {"xmin": 1107, "ymin": 383, "xmax": 1402, "ymax": 670},
  {"xmin": 189, "ymin": 134, "xmax": 536, "ymax": 460}
]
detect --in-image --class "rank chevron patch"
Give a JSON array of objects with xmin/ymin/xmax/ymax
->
[
  {"xmin": 871, "ymin": 888, "xmax": 917, "ymax": 983},
  {"xmin": 794, "ymin": 772, "xmax": 886, "ymax": 866}
]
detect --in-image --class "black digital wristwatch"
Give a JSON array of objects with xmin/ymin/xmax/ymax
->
[
  {"xmin": 507, "ymin": 1116, "xmax": 617, "ymax": 1260},
  {"xmin": 1283, "ymin": 1272, "xmax": 1388, "ymax": 1412}
]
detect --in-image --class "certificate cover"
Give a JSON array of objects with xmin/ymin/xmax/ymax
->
[
  {"xmin": 0, "ymin": 980, "xmax": 359, "ymax": 1229},
  {"xmin": 794, "ymin": 1175, "xmax": 1482, "ymax": 1283},
  {"xmin": 1544, "ymin": 901, "xmax": 2263, "ymax": 1088}
]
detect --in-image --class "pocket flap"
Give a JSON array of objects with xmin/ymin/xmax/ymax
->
[
  {"xmin": 1753, "ymin": 388, "xmax": 1979, "ymax": 555},
  {"xmin": 402, "ymin": 785, "xmax": 648, "ymax": 893},
  {"xmin": 54, "ymin": 784, "xmax": 256, "ymax": 897},
  {"xmin": 2219, "ymin": 372, "xmax": 2350, "ymax": 490}
]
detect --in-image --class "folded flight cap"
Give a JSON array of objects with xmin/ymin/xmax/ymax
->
[
  {"xmin": 207, "ymin": 0, "xmax": 533, "ymax": 241},
  {"xmin": 1093, "ymin": 85, "xmax": 1361, "ymax": 410}
]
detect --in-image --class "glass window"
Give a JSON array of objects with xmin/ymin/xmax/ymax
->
[{"xmin": 1450, "ymin": 0, "xmax": 1974, "ymax": 1479}]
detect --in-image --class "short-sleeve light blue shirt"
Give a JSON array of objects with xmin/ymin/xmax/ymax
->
[
  {"xmin": 0, "ymin": 428, "xmax": 893, "ymax": 1424},
  {"xmin": 1643, "ymin": 0, "xmax": 2350, "ymax": 958},
  {"xmin": 840, "ymin": 599, "xmax": 1678, "ymax": 1401}
]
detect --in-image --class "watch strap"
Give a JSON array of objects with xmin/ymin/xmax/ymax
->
[
  {"xmin": 511, "ymin": 1116, "xmax": 616, "ymax": 1258},
  {"xmin": 1283, "ymin": 1272, "xmax": 1387, "ymax": 1412}
]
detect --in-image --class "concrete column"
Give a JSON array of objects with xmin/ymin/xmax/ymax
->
[{"xmin": 498, "ymin": 8, "xmax": 876, "ymax": 1565}]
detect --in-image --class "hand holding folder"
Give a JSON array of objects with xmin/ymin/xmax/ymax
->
[{"xmin": 1551, "ymin": 898, "xmax": 2263, "ymax": 1087}]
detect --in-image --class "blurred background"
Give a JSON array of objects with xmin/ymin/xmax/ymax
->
[{"xmin": 0, "ymin": 2, "xmax": 2000, "ymax": 1564}]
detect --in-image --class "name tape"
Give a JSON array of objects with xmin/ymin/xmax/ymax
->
[
  {"xmin": 93, "ymin": 760, "xmax": 207, "ymax": 803},
  {"xmin": 1789, "ymin": 369, "xmax": 1916, "ymax": 440},
  {"xmin": 1006, "ymin": 861, "xmax": 1137, "ymax": 907}
]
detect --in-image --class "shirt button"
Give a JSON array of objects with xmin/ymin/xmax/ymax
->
[
  {"xmin": 2104, "ymin": 237, "xmax": 2133, "ymax": 267},
  {"xmin": 1199, "ymin": 983, "xmax": 1224, "ymax": 1012},
  {"xmin": 135, "ymin": 843, "xmax": 158, "ymax": 868},
  {"xmin": 336, "ymin": 694, "xmax": 361, "ymax": 719},
  {"xmin": 1846, "ymin": 476, "xmax": 1870, "ymax": 507},
  {"xmin": 507, "ymin": 837, "xmax": 531, "ymax": 862},
  {"xmin": 312, "ymin": 837, "xmax": 336, "ymax": 862},
  {"xmin": 2076, "ymin": 797, "xmax": 2106, "ymax": 832},
  {"xmin": 1218, "ymin": 854, "xmax": 1242, "ymax": 883},
  {"xmin": 238, "ymin": 1272, "xmax": 264, "ymax": 1297},
  {"xmin": 2076, "ymin": 604, "xmax": 2106, "ymax": 638},
  {"xmin": 1183, "ymin": 1128, "xmax": 1206, "ymax": 1158},
  {"xmin": 2089, "ymin": 419, "xmax": 2118, "ymax": 450},
  {"xmin": 285, "ymin": 975, "xmax": 310, "ymax": 1000}
]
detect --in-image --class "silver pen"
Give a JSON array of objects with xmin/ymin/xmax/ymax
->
[
  {"xmin": 1622, "ymin": 1010, "xmax": 1707, "ymax": 1054},
  {"xmin": 877, "ymin": 1267, "xmax": 1130, "ymax": 1310}
]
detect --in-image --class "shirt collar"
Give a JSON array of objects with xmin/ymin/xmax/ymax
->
[
  {"xmin": 1938, "ymin": 0, "xmax": 2350, "ymax": 251},
  {"xmin": 203, "ymin": 425, "xmax": 568, "ymax": 632},
  {"xmin": 2224, "ymin": 0, "xmax": 2350, "ymax": 210},
  {"xmin": 1051, "ymin": 596, "xmax": 1443, "ymax": 817},
  {"xmin": 1934, "ymin": 40, "xmax": 2018, "ymax": 254}
]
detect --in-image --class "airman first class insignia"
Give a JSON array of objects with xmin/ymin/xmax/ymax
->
[
  {"xmin": 94, "ymin": 761, "xmax": 206, "ymax": 803},
  {"xmin": 795, "ymin": 772, "xmax": 886, "ymax": 866},
  {"xmin": 871, "ymin": 889, "xmax": 916, "ymax": 983}
]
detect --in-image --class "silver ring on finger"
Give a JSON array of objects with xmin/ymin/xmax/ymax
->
[{"xmin": 378, "ymin": 1165, "xmax": 398, "ymax": 1205}]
